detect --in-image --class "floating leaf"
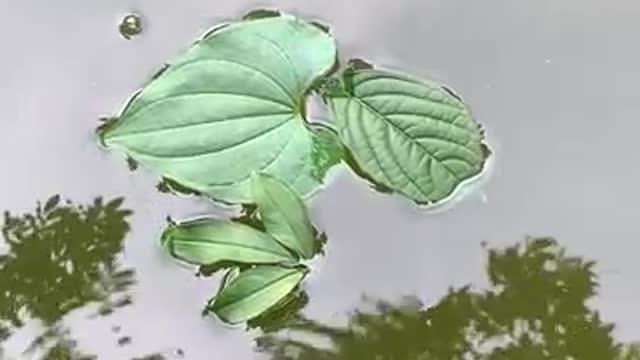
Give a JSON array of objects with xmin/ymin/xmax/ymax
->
[
  {"xmin": 161, "ymin": 218, "xmax": 296, "ymax": 267},
  {"xmin": 209, "ymin": 265, "xmax": 308, "ymax": 324},
  {"xmin": 252, "ymin": 173, "xmax": 315, "ymax": 259},
  {"xmin": 100, "ymin": 14, "xmax": 339, "ymax": 203},
  {"xmin": 326, "ymin": 66, "xmax": 489, "ymax": 204}
]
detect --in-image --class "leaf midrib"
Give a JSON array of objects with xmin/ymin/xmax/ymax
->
[
  {"xmin": 350, "ymin": 97, "xmax": 432, "ymax": 199},
  {"xmin": 115, "ymin": 114, "xmax": 296, "ymax": 160},
  {"xmin": 261, "ymin": 184, "xmax": 311, "ymax": 258},
  {"xmin": 350, "ymin": 95, "xmax": 475, "ymax": 182},
  {"xmin": 171, "ymin": 235, "xmax": 291, "ymax": 259},
  {"xmin": 106, "ymin": 111, "xmax": 292, "ymax": 141}
]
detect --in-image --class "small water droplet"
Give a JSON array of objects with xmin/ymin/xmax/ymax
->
[{"xmin": 119, "ymin": 14, "xmax": 143, "ymax": 40}]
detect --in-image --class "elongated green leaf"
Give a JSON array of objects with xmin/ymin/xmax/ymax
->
[
  {"xmin": 251, "ymin": 173, "xmax": 315, "ymax": 259},
  {"xmin": 160, "ymin": 218, "xmax": 296, "ymax": 266},
  {"xmin": 100, "ymin": 13, "xmax": 339, "ymax": 203},
  {"xmin": 209, "ymin": 265, "xmax": 308, "ymax": 324},
  {"xmin": 326, "ymin": 67, "xmax": 489, "ymax": 204}
]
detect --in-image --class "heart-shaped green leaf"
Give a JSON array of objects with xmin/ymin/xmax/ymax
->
[
  {"xmin": 208, "ymin": 265, "xmax": 308, "ymax": 324},
  {"xmin": 100, "ymin": 13, "xmax": 339, "ymax": 203},
  {"xmin": 326, "ymin": 66, "xmax": 489, "ymax": 204},
  {"xmin": 251, "ymin": 172, "xmax": 315, "ymax": 259},
  {"xmin": 161, "ymin": 218, "xmax": 296, "ymax": 266}
]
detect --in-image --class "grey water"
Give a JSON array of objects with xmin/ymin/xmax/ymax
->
[{"xmin": 1, "ymin": 1, "xmax": 640, "ymax": 359}]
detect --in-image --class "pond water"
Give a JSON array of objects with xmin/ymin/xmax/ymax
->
[{"xmin": 2, "ymin": 1, "xmax": 640, "ymax": 359}]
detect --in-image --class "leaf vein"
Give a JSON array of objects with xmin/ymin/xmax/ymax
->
[{"xmin": 125, "ymin": 116, "xmax": 294, "ymax": 160}]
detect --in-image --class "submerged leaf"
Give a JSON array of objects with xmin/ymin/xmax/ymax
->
[
  {"xmin": 209, "ymin": 265, "xmax": 308, "ymax": 324},
  {"xmin": 100, "ymin": 14, "xmax": 339, "ymax": 203},
  {"xmin": 161, "ymin": 218, "xmax": 296, "ymax": 266},
  {"xmin": 326, "ymin": 66, "xmax": 489, "ymax": 204},
  {"xmin": 252, "ymin": 173, "xmax": 315, "ymax": 259}
]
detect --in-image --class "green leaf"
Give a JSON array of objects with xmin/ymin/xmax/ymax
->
[
  {"xmin": 209, "ymin": 265, "xmax": 308, "ymax": 324},
  {"xmin": 326, "ymin": 67, "xmax": 489, "ymax": 204},
  {"xmin": 251, "ymin": 173, "xmax": 315, "ymax": 259},
  {"xmin": 160, "ymin": 218, "xmax": 296, "ymax": 266},
  {"xmin": 100, "ymin": 14, "xmax": 339, "ymax": 203}
]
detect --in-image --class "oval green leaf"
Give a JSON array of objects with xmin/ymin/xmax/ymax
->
[
  {"xmin": 101, "ymin": 14, "xmax": 339, "ymax": 203},
  {"xmin": 326, "ymin": 68, "xmax": 489, "ymax": 204},
  {"xmin": 209, "ymin": 265, "xmax": 308, "ymax": 324},
  {"xmin": 251, "ymin": 172, "xmax": 315, "ymax": 259},
  {"xmin": 160, "ymin": 218, "xmax": 296, "ymax": 266}
]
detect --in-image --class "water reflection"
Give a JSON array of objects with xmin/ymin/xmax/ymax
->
[
  {"xmin": 256, "ymin": 237, "xmax": 640, "ymax": 359},
  {"xmin": 0, "ymin": 196, "xmax": 135, "ymax": 358}
]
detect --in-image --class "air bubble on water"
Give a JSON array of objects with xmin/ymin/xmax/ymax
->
[{"xmin": 119, "ymin": 13, "xmax": 143, "ymax": 40}]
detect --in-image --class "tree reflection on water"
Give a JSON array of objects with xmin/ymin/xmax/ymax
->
[
  {"xmin": 256, "ymin": 237, "xmax": 640, "ymax": 360},
  {"xmin": 0, "ymin": 196, "xmax": 135, "ymax": 359},
  {"xmin": 2, "ymin": 197, "xmax": 638, "ymax": 359}
]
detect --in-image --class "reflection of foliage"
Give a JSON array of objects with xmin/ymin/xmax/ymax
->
[
  {"xmin": 130, "ymin": 348, "xmax": 185, "ymax": 360},
  {"xmin": 256, "ymin": 237, "xmax": 640, "ymax": 360},
  {"xmin": 42, "ymin": 343, "xmax": 94, "ymax": 360},
  {"xmin": 130, "ymin": 354, "xmax": 167, "ymax": 360},
  {"xmin": 472, "ymin": 238, "xmax": 615, "ymax": 360},
  {"xmin": 35, "ymin": 324, "xmax": 96, "ymax": 360},
  {"xmin": 0, "ymin": 196, "xmax": 135, "ymax": 358},
  {"xmin": 25, "ymin": 325, "xmax": 81, "ymax": 359}
]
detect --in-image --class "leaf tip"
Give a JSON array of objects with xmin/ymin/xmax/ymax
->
[
  {"xmin": 310, "ymin": 20, "xmax": 331, "ymax": 34},
  {"xmin": 347, "ymin": 58, "xmax": 374, "ymax": 71},
  {"xmin": 160, "ymin": 218, "xmax": 177, "ymax": 249},
  {"xmin": 95, "ymin": 117, "xmax": 119, "ymax": 147},
  {"xmin": 242, "ymin": 8, "xmax": 282, "ymax": 21}
]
